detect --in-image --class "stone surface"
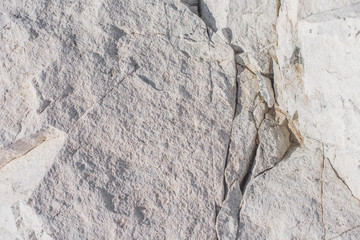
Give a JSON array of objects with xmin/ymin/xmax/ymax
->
[
  {"xmin": 239, "ymin": 146, "xmax": 324, "ymax": 240},
  {"xmin": 200, "ymin": 0, "xmax": 278, "ymax": 73},
  {"xmin": 253, "ymin": 102, "xmax": 267, "ymax": 129},
  {"xmin": 0, "ymin": 127, "xmax": 65, "ymax": 239},
  {"xmin": 253, "ymin": 119, "xmax": 291, "ymax": 177},
  {"xmin": 298, "ymin": 4, "xmax": 360, "ymax": 199},
  {"xmin": 323, "ymin": 158, "xmax": 360, "ymax": 239},
  {"xmin": 257, "ymin": 74, "xmax": 275, "ymax": 108},
  {"xmin": 1, "ymin": 0, "xmax": 360, "ymax": 239},
  {"xmin": 1, "ymin": 0, "xmax": 235, "ymax": 239},
  {"xmin": 216, "ymin": 181, "xmax": 241, "ymax": 240},
  {"xmin": 216, "ymin": 65, "xmax": 263, "ymax": 239}
]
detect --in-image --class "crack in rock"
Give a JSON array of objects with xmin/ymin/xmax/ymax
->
[
  {"xmin": 320, "ymin": 144, "xmax": 327, "ymax": 240},
  {"xmin": 327, "ymin": 158, "xmax": 360, "ymax": 203},
  {"xmin": 329, "ymin": 225, "xmax": 360, "ymax": 240}
]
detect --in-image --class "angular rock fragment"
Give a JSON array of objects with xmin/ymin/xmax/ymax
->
[
  {"xmin": 0, "ymin": 128, "xmax": 62, "ymax": 168},
  {"xmin": 253, "ymin": 119, "xmax": 291, "ymax": 176},
  {"xmin": 224, "ymin": 67, "xmax": 259, "ymax": 189},
  {"xmin": 253, "ymin": 102, "xmax": 268, "ymax": 129},
  {"xmin": 0, "ymin": 127, "xmax": 66, "ymax": 239},
  {"xmin": 257, "ymin": 74, "xmax": 275, "ymax": 108}
]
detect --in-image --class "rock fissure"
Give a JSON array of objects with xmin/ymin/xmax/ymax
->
[
  {"xmin": 197, "ymin": 0, "xmax": 202, "ymax": 17},
  {"xmin": 66, "ymin": 101, "xmax": 96, "ymax": 133},
  {"xmin": 321, "ymin": 143, "xmax": 327, "ymax": 240},
  {"xmin": 215, "ymin": 46, "xmax": 240, "ymax": 239},
  {"xmin": 327, "ymin": 158, "xmax": 360, "ymax": 203},
  {"xmin": 329, "ymin": 225, "xmax": 360, "ymax": 240},
  {"xmin": 239, "ymin": 141, "xmax": 258, "ymax": 193},
  {"xmin": 252, "ymin": 144, "xmax": 295, "ymax": 179},
  {"xmin": 180, "ymin": 0, "xmax": 244, "ymax": 233},
  {"xmin": 2, "ymin": 1, "xmax": 360, "ymax": 239}
]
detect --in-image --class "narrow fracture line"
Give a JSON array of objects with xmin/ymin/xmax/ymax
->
[
  {"xmin": 327, "ymin": 158, "xmax": 360, "ymax": 203},
  {"xmin": 320, "ymin": 143, "xmax": 327, "ymax": 240},
  {"xmin": 329, "ymin": 225, "xmax": 360, "ymax": 240}
]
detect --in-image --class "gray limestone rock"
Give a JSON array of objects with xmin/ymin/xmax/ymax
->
[
  {"xmin": 253, "ymin": 118, "xmax": 291, "ymax": 176},
  {"xmin": 238, "ymin": 147, "xmax": 324, "ymax": 239},
  {"xmin": 1, "ymin": 0, "xmax": 360, "ymax": 239},
  {"xmin": 216, "ymin": 181, "xmax": 242, "ymax": 240},
  {"xmin": 1, "ymin": 0, "xmax": 235, "ymax": 239}
]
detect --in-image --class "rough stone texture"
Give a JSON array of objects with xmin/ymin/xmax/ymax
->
[
  {"xmin": 216, "ymin": 65, "xmax": 265, "ymax": 240},
  {"xmin": 1, "ymin": 0, "xmax": 235, "ymax": 239},
  {"xmin": 238, "ymin": 147, "xmax": 324, "ymax": 240},
  {"xmin": 257, "ymin": 74, "xmax": 275, "ymax": 108},
  {"xmin": 253, "ymin": 119, "xmax": 291, "ymax": 177},
  {"xmin": 275, "ymin": 0, "xmax": 360, "ymax": 118},
  {"xmin": 1, "ymin": 0, "xmax": 360, "ymax": 239},
  {"xmin": 215, "ymin": 182, "xmax": 241, "ymax": 240},
  {"xmin": 298, "ymin": 4, "xmax": 360, "ymax": 199},
  {"xmin": 223, "ymin": 66, "xmax": 260, "ymax": 189},
  {"xmin": 200, "ymin": 0, "xmax": 278, "ymax": 73},
  {"xmin": 323, "ymin": 158, "xmax": 360, "ymax": 239},
  {"xmin": 0, "ymin": 127, "xmax": 65, "ymax": 239}
]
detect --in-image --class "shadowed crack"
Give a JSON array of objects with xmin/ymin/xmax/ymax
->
[
  {"xmin": 181, "ymin": 0, "xmax": 201, "ymax": 16},
  {"xmin": 99, "ymin": 67, "xmax": 139, "ymax": 104},
  {"xmin": 276, "ymin": 0, "xmax": 281, "ymax": 17},
  {"xmin": 137, "ymin": 75, "xmax": 163, "ymax": 91},
  {"xmin": 66, "ymin": 101, "xmax": 96, "ymax": 133},
  {"xmin": 197, "ymin": 0, "xmax": 202, "ymax": 17},
  {"xmin": 66, "ymin": 67, "xmax": 139, "ymax": 133},
  {"xmin": 240, "ymin": 143, "xmax": 258, "ymax": 192},
  {"xmin": 222, "ymin": 46, "xmax": 240, "ymax": 203},
  {"xmin": 252, "ymin": 145, "xmax": 296, "ymax": 179}
]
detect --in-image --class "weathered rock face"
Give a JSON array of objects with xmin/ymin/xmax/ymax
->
[
  {"xmin": 200, "ymin": 0, "xmax": 278, "ymax": 73},
  {"xmin": 1, "ymin": 1, "xmax": 236, "ymax": 238},
  {"xmin": 1, "ymin": 0, "xmax": 360, "ymax": 239},
  {"xmin": 298, "ymin": 5, "xmax": 360, "ymax": 199}
]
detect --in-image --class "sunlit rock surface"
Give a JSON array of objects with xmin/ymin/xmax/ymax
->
[{"xmin": 1, "ymin": 0, "xmax": 359, "ymax": 239}]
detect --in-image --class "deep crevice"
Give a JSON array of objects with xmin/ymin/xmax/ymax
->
[
  {"xmin": 215, "ymin": 47, "xmax": 240, "ymax": 240},
  {"xmin": 222, "ymin": 137, "xmax": 232, "ymax": 201},
  {"xmin": 240, "ymin": 141, "xmax": 258, "ymax": 193},
  {"xmin": 179, "ymin": 0, "xmax": 240, "ymax": 234},
  {"xmin": 197, "ymin": 0, "xmax": 202, "ymax": 18},
  {"xmin": 221, "ymin": 47, "xmax": 239, "ymax": 202}
]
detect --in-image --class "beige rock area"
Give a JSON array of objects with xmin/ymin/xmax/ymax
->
[{"xmin": 0, "ymin": 0, "xmax": 359, "ymax": 239}]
